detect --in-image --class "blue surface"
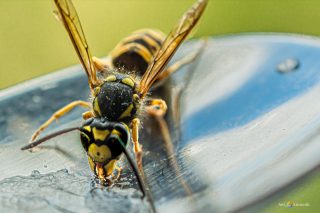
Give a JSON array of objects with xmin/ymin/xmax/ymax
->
[{"xmin": 182, "ymin": 40, "xmax": 320, "ymax": 144}]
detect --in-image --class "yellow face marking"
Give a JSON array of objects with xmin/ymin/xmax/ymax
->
[
  {"xmin": 121, "ymin": 77, "xmax": 135, "ymax": 88},
  {"xmin": 105, "ymin": 75, "xmax": 117, "ymax": 82},
  {"xmin": 88, "ymin": 143, "xmax": 112, "ymax": 163},
  {"xmin": 119, "ymin": 104, "xmax": 134, "ymax": 120},
  {"xmin": 104, "ymin": 159, "xmax": 117, "ymax": 176},
  {"xmin": 93, "ymin": 98, "xmax": 101, "ymax": 116},
  {"xmin": 92, "ymin": 127, "xmax": 110, "ymax": 141},
  {"xmin": 83, "ymin": 125, "xmax": 91, "ymax": 133},
  {"xmin": 111, "ymin": 129, "xmax": 122, "ymax": 137},
  {"xmin": 88, "ymin": 156, "xmax": 95, "ymax": 173}
]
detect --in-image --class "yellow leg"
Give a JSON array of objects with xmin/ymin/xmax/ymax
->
[
  {"xmin": 146, "ymin": 99, "xmax": 193, "ymax": 196},
  {"xmin": 82, "ymin": 111, "xmax": 94, "ymax": 120},
  {"xmin": 92, "ymin": 56, "xmax": 111, "ymax": 73},
  {"xmin": 132, "ymin": 118, "xmax": 143, "ymax": 171},
  {"xmin": 145, "ymin": 99, "xmax": 167, "ymax": 117},
  {"xmin": 30, "ymin": 100, "xmax": 91, "ymax": 142},
  {"xmin": 111, "ymin": 165, "xmax": 122, "ymax": 181}
]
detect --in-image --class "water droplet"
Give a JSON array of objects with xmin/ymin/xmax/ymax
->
[
  {"xmin": 32, "ymin": 95, "xmax": 41, "ymax": 103},
  {"xmin": 277, "ymin": 58, "xmax": 299, "ymax": 73},
  {"xmin": 61, "ymin": 168, "xmax": 69, "ymax": 173},
  {"xmin": 31, "ymin": 170, "xmax": 40, "ymax": 177}
]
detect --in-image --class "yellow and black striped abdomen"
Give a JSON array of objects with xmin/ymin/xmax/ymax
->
[{"xmin": 110, "ymin": 29, "xmax": 165, "ymax": 76}]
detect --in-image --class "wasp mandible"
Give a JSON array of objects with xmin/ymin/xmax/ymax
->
[{"xmin": 22, "ymin": 0, "xmax": 208, "ymax": 190}]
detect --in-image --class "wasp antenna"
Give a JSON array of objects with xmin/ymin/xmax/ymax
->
[
  {"xmin": 118, "ymin": 138, "xmax": 156, "ymax": 212},
  {"xmin": 21, "ymin": 127, "xmax": 80, "ymax": 151}
]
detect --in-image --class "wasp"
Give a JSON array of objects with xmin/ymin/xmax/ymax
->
[{"xmin": 22, "ymin": 0, "xmax": 208, "ymax": 195}]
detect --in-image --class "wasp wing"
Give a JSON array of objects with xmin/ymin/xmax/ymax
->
[
  {"xmin": 138, "ymin": 0, "xmax": 208, "ymax": 97},
  {"xmin": 54, "ymin": 0, "xmax": 100, "ymax": 90}
]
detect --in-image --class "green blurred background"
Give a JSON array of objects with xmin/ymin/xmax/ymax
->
[
  {"xmin": 0, "ymin": 0, "xmax": 319, "ymax": 212},
  {"xmin": 2, "ymin": 0, "xmax": 320, "ymax": 89}
]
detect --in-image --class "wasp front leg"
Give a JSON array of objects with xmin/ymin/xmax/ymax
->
[
  {"xmin": 82, "ymin": 111, "xmax": 94, "ymax": 120},
  {"xmin": 111, "ymin": 165, "xmax": 123, "ymax": 181},
  {"xmin": 131, "ymin": 118, "xmax": 143, "ymax": 171},
  {"xmin": 30, "ymin": 100, "xmax": 91, "ymax": 142}
]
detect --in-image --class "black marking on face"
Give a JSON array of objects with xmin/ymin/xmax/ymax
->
[{"xmin": 80, "ymin": 118, "xmax": 130, "ymax": 159}]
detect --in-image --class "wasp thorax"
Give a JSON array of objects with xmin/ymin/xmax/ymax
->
[{"xmin": 92, "ymin": 74, "xmax": 140, "ymax": 122}]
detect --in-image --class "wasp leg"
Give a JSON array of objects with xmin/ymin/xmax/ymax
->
[
  {"xmin": 111, "ymin": 165, "xmax": 122, "ymax": 181},
  {"xmin": 146, "ymin": 99, "xmax": 193, "ymax": 196},
  {"xmin": 132, "ymin": 118, "xmax": 143, "ymax": 171},
  {"xmin": 159, "ymin": 52, "xmax": 199, "ymax": 81},
  {"xmin": 92, "ymin": 56, "xmax": 111, "ymax": 73},
  {"xmin": 145, "ymin": 99, "xmax": 168, "ymax": 117},
  {"xmin": 30, "ymin": 100, "xmax": 91, "ymax": 142},
  {"xmin": 82, "ymin": 111, "xmax": 94, "ymax": 120}
]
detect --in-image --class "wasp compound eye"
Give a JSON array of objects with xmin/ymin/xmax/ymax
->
[
  {"xmin": 80, "ymin": 132, "xmax": 90, "ymax": 151},
  {"xmin": 80, "ymin": 126, "xmax": 92, "ymax": 151},
  {"xmin": 106, "ymin": 124, "xmax": 130, "ymax": 158}
]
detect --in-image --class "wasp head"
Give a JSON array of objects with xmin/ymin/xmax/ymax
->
[{"xmin": 80, "ymin": 117, "xmax": 130, "ymax": 181}]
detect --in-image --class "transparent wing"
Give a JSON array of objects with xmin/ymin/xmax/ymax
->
[
  {"xmin": 54, "ymin": 0, "xmax": 100, "ymax": 90},
  {"xmin": 138, "ymin": 0, "xmax": 208, "ymax": 97}
]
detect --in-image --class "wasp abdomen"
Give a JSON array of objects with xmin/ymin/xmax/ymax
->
[{"xmin": 110, "ymin": 29, "xmax": 165, "ymax": 76}]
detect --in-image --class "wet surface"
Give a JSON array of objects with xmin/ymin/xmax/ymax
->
[
  {"xmin": 1, "ymin": 34, "xmax": 320, "ymax": 212},
  {"xmin": 0, "ymin": 169, "xmax": 148, "ymax": 213}
]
